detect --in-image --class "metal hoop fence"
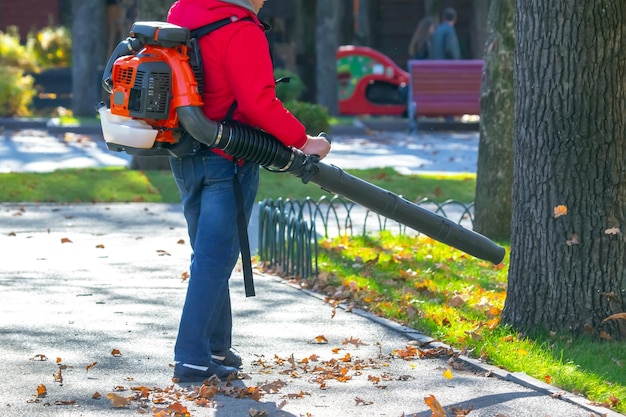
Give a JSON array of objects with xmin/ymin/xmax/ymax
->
[{"xmin": 257, "ymin": 196, "xmax": 474, "ymax": 278}]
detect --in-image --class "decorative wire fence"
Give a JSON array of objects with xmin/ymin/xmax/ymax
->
[{"xmin": 257, "ymin": 196, "xmax": 474, "ymax": 278}]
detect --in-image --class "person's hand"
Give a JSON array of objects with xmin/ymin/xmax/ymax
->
[{"xmin": 300, "ymin": 134, "xmax": 331, "ymax": 160}]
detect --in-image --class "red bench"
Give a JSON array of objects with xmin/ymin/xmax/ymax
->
[{"xmin": 407, "ymin": 60, "xmax": 483, "ymax": 131}]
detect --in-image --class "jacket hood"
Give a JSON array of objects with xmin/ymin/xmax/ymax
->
[
  {"xmin": 168, "ymin": 0, "xmax": 258, "ymax": 30},
  {"xmin": 219, "ymin": 0, "xmax": 255, "ymax": 13}
]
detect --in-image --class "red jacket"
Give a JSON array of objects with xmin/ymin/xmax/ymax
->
[{"xmin": 167, "ymin": 0, "xmax": 307, "ymax": 159}]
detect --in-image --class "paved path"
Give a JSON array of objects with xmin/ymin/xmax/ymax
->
[{"xmin": 0, "ymin": 124, "xmax": 621, "ymax": 416}]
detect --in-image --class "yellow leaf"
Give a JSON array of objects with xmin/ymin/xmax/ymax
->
[
  {"xmin": 443, "ymin": 368, "xmax": 454, "ymax": 379},
  {"xmin": 553, "ymin": 205, "xmax": 568, "ymax": 217},
  {"xmin": 37, "ymin": 384, "xmax": 47, "ymax": 397}
]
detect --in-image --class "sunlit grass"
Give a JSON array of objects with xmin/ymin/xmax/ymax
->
[
  {"xmin": 316, "ymin": 232, "xmax": 625, "ymax": 413},
  {"xmin": 0, "ymin": 167, "xmax": 476, "ymax": 204}
]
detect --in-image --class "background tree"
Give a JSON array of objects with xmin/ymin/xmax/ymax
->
[
  {"xmin": 315, "ymin": 0, "xmax": 340, "ymax": 116},
  {"xmin": 503, "ymin": 0, "xmax": 626, "ymax": 339},
  {"xmin": 71, "ymin": 0, "xmax": 105, "ymax": 117},
  {"xmin": 473, "ymin": 0, "xmax": 514, "ymax": 240}
]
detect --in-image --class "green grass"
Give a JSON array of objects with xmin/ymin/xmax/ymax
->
[
  {"xmin": 0, "ymin": 166, "xmax": 476, "ymax": 204},
  {"xmin": 313, "ymin": 232, "xmax": 625, "ymax": 414}
]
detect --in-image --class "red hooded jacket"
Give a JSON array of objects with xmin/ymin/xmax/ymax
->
[{"xmin": 167, "ymin": 0, "xmax": 307, "ymax": 159}]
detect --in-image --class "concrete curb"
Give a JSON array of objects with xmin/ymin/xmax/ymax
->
[{"xmin": 273, "ymin": 273, "xmax": 622, "ymax": 417}]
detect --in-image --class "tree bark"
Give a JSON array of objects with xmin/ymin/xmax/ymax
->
[
  {"xmin": 71, "ymin": 0, "xmax": 105, "ymax": 117},
  {"xmin": 315, "ymin": 0, "xmax": 339, "ymax": 116},
  {"xmin": 503, "ymin": 0, "xmax": 626, "ymax": 339},
  {"xmin": 473, "ymin": 0, "xmax": 514, "ymax": 241}
]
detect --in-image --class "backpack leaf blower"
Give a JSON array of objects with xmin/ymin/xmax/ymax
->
[{"xmin": 99, "ymin": 21, "xmax": 506, "ymax": 266}]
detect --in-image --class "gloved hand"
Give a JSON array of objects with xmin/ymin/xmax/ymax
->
[{"xmin": 301, "ymin": 134, "xmax": 331, "ymax": 160}]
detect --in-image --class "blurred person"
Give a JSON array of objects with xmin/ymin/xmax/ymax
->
[
  {"xmin": 429, "ymin": 7, "xmax": 461, "ymax": 60},
  {"xmin": 408, "ymin": 16, "xmax": 435, "ymax": 60}
]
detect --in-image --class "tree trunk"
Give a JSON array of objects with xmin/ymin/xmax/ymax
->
[
  {"xmin": 503, "ymin": 0, "xmax": 626, "ymax": 339},
  {"xmin": 473, "ymin": 0, "xmax": 514, "ymax": 241},
  {"xmin": 71, "ymin": 0, "xmax": 105, "ymax": 117},
  {"xmin": 315, "ymin": 0, "xmax": 339, "ymax": 115}
]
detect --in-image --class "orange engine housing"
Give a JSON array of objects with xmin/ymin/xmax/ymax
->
[{"xmin": 109, "ymin": 43, "xmax": 203, "ymax": 143}]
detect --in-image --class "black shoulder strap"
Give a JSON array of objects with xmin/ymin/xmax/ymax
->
[{"xmin": 190, "ymin": 16, "xmax": 254, "ymax": 39}]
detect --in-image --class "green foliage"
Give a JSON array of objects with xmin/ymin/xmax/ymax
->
[
  {"xmin": 284, "ymin": 100, "xmax": 330, "ymax": 136},
  {"xmin": 0, "ymin": 66, "xmax": 36, "ymax": 117},
  {"xmin": 0, "ymin": 26, "xmax": 38, "ymax": 72},
  {"xmin": 27, "ymin": 25, "xmax": 72, "ymax": 68},
  {"xmin": 275, "ymin": 68, "xmax": 305, "ymax": 102}
]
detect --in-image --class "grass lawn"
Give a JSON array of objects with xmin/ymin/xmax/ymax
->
[{"xmin": 0, "ymin": 166, "xmax": 476, "ymax": 204}]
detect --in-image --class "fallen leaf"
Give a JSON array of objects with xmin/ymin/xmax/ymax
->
[
  {"xmin": 111, "ymin": 349, "xmax": 122, "ymax": 357},
  {"xmin": 553, "ymin": 205, "xmax": 568, "ymax": 217},
  {"xmin": 105, "ymin": 393, "xmax": 132, "ymax": 408},
  {"xmin": 55, "ymin": 357, "xmax": 62, "ymax": 363},
  {"xmin": 95, "ymin": 244, "xmax": 105, "ymax": 249},
  {"xmin": 602, "ymin": 313, "xmax": 626, "ymax": 323},
  {"xmin": 86, "ymin": 361, "xmax": 98, "ymax": 373},
  {"xmin": 181, "ymin": 271, "xmax": 190, "ymax": 282},
  {"xmin": 443, "ymin": 368, "xmax": 454, "ymax": 379},
  {"xmin": 92, "ymin": 392, "xmax": 102, "ymax": 399},
  {"xmin": 60, "ymin": 237, "xmax": 73, "ymax": 244},
  {"xmin": 424, "ymin": 394, "xmax": 447, "ymax": 417},
  {"xmin": 355, "ymin": 396, "xmax": 374, "ymax": 405},
  {"xmin": 37, "ymin": 384, "xmax": 47, "ymax": 397},
  {"xmin": 31, "ymin": 354, "xmax": 48, "ymax": 361},
  {"xmin": 53, "ymin": 368, "xmax": 63, "ymax": 383},
  {"xmin": 177, "ymin": 239, "xmax": 185, "ymax": 244},
  {"xmin": 566, "ymin": 234, "xmax": 579, "ymax": 246},
  {"xmin": 312, "ymin": 335, "xmax": 328, "ymax": 344}
]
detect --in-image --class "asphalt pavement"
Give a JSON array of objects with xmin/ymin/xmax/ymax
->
[{"xmin": 0, "ymin": 121, "xmax": 621, "ymax": 417}]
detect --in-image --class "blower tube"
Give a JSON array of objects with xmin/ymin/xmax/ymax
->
[{"xmin": 177, "ymin": 106, "xmax": 506, "ymax": 265}]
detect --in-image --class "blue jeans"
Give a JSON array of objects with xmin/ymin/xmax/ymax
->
[{"xmin": 169, "ymin": 154, "xmax": 259, "ymax": 365}]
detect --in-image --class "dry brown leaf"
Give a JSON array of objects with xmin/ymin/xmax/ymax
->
[
  {"xmin": 181, "ymin": 271, "xmax": 190, "ymax": 282},
  {"xmin": 55, "ymin": 357, "xmax": 62, "ymax": 363},
  {"xmin": 355, "ymin": 396, "xmax": 374, "ymax": 405},
  {"xmin": 36, "ymin": 384, "xmax": 47, "ymax": 398},
  {"xmin": 177, "ymin": 239, "xmax": 186, "ymax": 244},
  {"xmin": 60, "ymin": 237, "xmax": 73, "ymax": 244},
  {"xmin": 85, "ymin": 361, "xmax": 98, "ymax": 373},
  {"xmin": 53, "ymin": 368, "xmax": 63, "ymax": 383},
  {"xmin": 424, "ymin": 394, "xmax": 447, "ymax": 417},
  {"xmin": 111, "ymin": 349, "xmax": 122, "ymax": 356},
  {"xmin": 31, "ymin": 354, "xmax": 48, "ymax": 361},
  {"xmin": 92, "ymin": 392, "xmax": 102, "ymax": 399},
  {"xmin": 602, "ymin": 313, "xmax": 626, "ymax": 323},
  {"xmin": 95, "ymin": 244, "xmax": 105, "ymax": 249},
  {"xmin": 105, "ymin": 393, "xmax": 132, "ymax": 408}
]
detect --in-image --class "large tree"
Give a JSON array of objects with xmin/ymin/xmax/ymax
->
[
  {"xmin": 473, "ymin": 0, "xmax": 514, "ymax": 240},
  {"xmin": 71, "ymin": 0, "xmax": 105, "ymax": 117},
  {"xmin": 315, "ymin": 0, "xmax": 340, "ymax": 116},
  {"xmin": 503, "ymin": 1, "xmax": 626, "ymax": 339}
]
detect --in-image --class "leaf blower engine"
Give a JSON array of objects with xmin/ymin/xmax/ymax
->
[
  {"xmin": 99, "ymin": 20, "xmax": 293, "ymax": 167},
  {"xmin": 98, "ymin": 21, "xmax": 506, "ymax": 267}
]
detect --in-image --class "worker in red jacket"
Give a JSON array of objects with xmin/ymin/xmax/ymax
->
[{"xmin": 167, "ymin": 0, "xmax": 331, "ymax": 383}]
